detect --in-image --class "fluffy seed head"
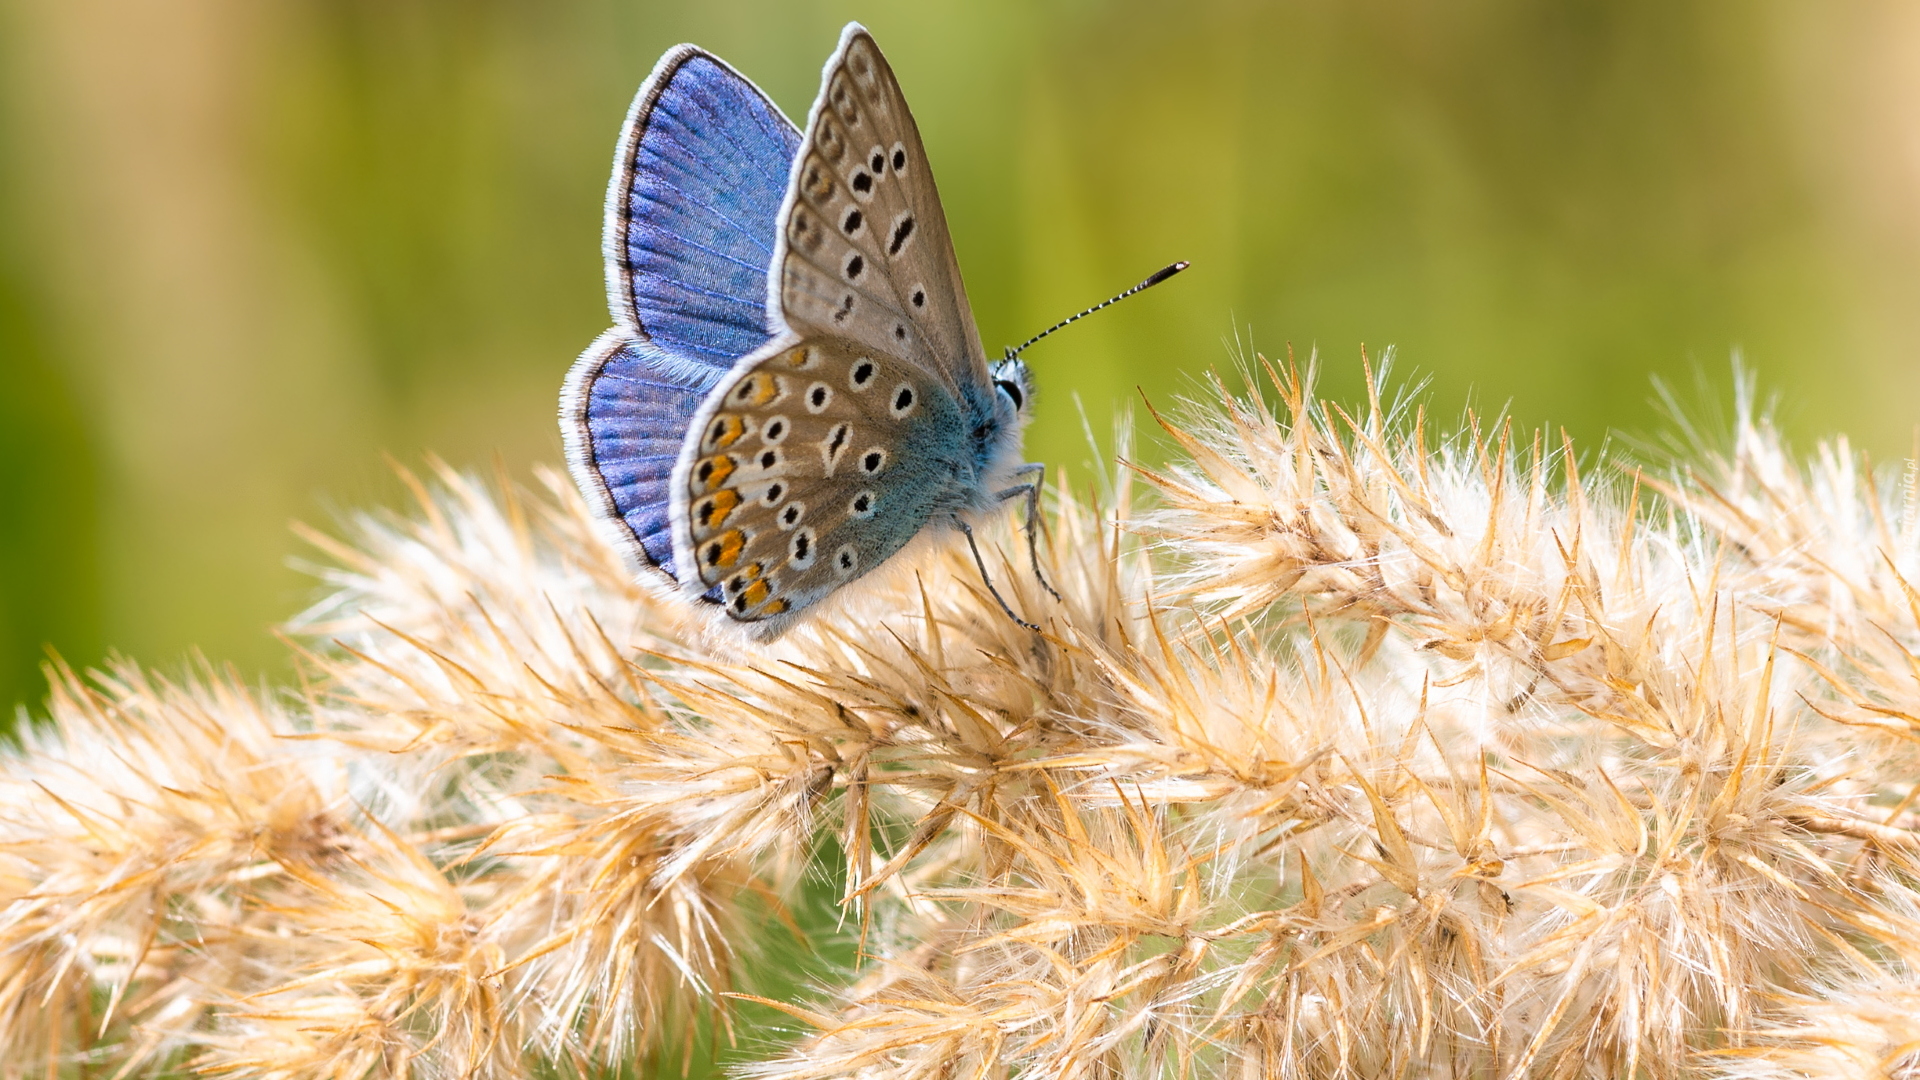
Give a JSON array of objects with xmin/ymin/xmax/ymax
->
[{"xmin": 2, "ymin": 364, "xmax": 1918, "ymax": 1078}]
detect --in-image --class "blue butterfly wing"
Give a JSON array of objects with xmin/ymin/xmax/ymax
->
[
  {"xmin": 563, "ymin": 331, "xmax": 716, "ymax": 580},
  {"xmin": 566, "ymin": 47, "xmax": 800, "ymax": 592},
  {"xmin": 607, "ymin": 47, "xmax": 801, "ymax": 372}
]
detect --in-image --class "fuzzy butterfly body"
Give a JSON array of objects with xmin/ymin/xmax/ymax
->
[{"xmin": 563, "ymin": 23, "xmax": 1035, "ymax": 638}]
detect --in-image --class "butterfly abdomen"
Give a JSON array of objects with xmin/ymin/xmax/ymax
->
[{"xmin": 957, "ymin": 381, "xmax": 1031, "ymax": 514}]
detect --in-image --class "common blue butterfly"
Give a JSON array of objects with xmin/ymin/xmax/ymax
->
[{"xmin": 561, "ymin": 23, "xmax": 1177, "ymax": 639}]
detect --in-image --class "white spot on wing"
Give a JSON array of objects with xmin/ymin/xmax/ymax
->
[
  {"xmin": 821, "ymin": 423, "xmax": 852, "ymax": 474},
  {"xmin": 889, "ymin": 383, "xmax": 917, "ymax": 419}
]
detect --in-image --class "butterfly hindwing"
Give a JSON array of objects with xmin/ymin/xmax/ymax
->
[
  {"xmin": 562, "ymin": 330, "xmax": 722, "ymax": 577},
  {"xmin": 774, "ymin": 25, "xmax": 990, "ymax": 392},
  {"xmin": 673, "ymin": 337, "xmax": 969, "ymax": 629}
]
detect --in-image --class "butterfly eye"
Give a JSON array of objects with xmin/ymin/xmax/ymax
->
[{"xmin": 995, "ymin": 379, "xmax": 1026, "ymax": 412}]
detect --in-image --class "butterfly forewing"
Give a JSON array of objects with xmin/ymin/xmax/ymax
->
[
  {"xmin": 608, "ymin": 48, "xmax": 799, "ymax": 372},
  {"xmin": 676, "ymin": 337, "xmax": 968, "ymax": 627},
  {"xmin": 776, "ymin": 27, "xmax": 989, "ymax": 391}
]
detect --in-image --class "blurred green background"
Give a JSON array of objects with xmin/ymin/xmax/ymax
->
[{"xmin": 3, "ymin": 0, "xmax": 1919, "ymax": 718}]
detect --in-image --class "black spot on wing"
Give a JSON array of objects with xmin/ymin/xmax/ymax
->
[{"xmin": 888, "ymin": 216, "xmax": 914, "ymax": 255}]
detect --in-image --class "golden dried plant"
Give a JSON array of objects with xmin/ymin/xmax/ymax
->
[{"xmin": 4, "ymin": 359, "xmax": 1918, "ymax": 1079}]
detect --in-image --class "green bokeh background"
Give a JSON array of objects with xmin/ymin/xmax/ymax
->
[{"xmin": 4, "ymin": 0, "xmax": 1919, "ymax": 719}]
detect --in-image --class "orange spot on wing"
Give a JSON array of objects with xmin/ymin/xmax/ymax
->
[
  {"xmin": 696, "ymin": 489, "xmax": 740, "ymax": 532},
  {"xmin": 704, "ymin": 530, "xmax": 746, "ymax": 570},
  {"xmin": 706, "ymin": 414, "xmax": 746, "ymax": 451},
  {"xmin": 695, "ymin": 455, "xmax": 736, "ymax": 492}
]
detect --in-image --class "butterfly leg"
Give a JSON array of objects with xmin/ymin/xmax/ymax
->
[
  {"xmin": 953, "ymin": 515, "xmax": 1040, "ymax": 632},
  {"xmin": 994, "ymin": 463, "xmax": 1061, "ymax": 602}
]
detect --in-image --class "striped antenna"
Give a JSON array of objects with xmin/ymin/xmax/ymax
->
[{"xmin": 1004, "ymin": 260, "xmax": 1189, "ymax": 360}]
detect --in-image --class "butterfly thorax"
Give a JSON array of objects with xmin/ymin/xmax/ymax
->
[
  {"xmin": 955, "ymin": 355, "xmax": 1030, "ymax": 502},
  {"xmin": 957, "ymin": 373, "xmax": 1030, "ymax": 514}
]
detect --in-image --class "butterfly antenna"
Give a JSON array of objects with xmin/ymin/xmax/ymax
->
[{"xmin": 1004, "ymin": 260, "xmax": 1190, "ymax": 360}]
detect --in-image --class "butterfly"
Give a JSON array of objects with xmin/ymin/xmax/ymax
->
[{"xmin": 560, "ymin": 23, "xmax": 1050, "ymax": 640}]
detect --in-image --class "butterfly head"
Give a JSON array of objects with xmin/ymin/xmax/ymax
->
[{"xmin": 990, "ymin": 355, "xmax": 1033, "ymax": 419}]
